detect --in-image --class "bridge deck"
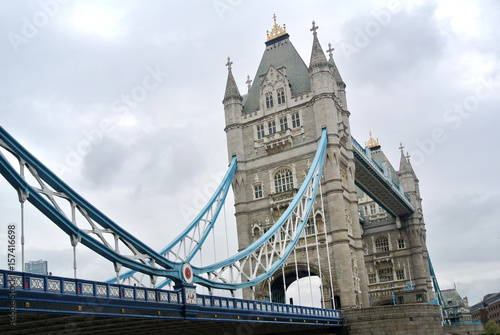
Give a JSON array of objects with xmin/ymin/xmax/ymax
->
[{"xmin": 0, "ymin": 270, "xmax": 342, "ymax": 334}]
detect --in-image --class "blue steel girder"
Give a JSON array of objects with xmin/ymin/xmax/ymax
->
[
  {"xmin": 351, "ymin": 136, "xmax": 414, "ymax": 217},
  {"xmin": 0, "ymin": 126, "xmax": 182, "ymax": 281},
  {"xmin": 428, "ymin": 256, "xmax": 449, "ymax": 323},
  {"xmin": 107, "ymin": 156, "xmax": 237, "ymax": 287},
  {"xmin": 0, "ymin": 125, "xmax": 327, "ymax": 291}
]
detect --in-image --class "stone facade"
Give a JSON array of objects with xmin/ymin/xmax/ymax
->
[
  {"xmin": 343, "ymin": 304, "xmax": 484, "ymax": 335},
  {"xmin": 223, "ymin": 19, "xmax": 431, "ymax": 311},
  {"xmin": 342, "ymin": 304, "xmax": 443, "ymax": 335},
  {"xmin": 357, "ymin": 142, "xmax": 433, "ymax": 306}
]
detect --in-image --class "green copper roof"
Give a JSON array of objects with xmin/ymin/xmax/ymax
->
[{"xmin": 243, "ymin": 35, "xmax": 311, "ymax": 113}]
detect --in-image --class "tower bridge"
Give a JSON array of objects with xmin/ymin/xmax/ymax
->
[{"xmin": 0, "ymin": 16, "xmax": 458, "ymax": 335}]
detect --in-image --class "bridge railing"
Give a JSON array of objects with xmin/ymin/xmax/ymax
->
[
  {"xmin": 351, "ymin": 136, "xmax": 413, "ymax": 208},
  {"xmin": 1, "ymin": 269, "xmax": 341, "ymax": 320},
  {"xmin": 197, "ymin": 293, "xmax": 340, "ymax": 318}
]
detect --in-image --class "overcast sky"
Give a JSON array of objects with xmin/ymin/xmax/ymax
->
[{"xmin": 0, "ymin": 0, "xmax": 499, "ymax": 306}]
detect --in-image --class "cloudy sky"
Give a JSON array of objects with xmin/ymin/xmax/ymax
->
[{"xmin": 0, "ymin": 0, "xmax": 499, "ymax": 306}]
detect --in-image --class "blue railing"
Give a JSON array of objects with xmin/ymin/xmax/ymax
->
[
  {"xmin": 196, "ymin": 293, "xmax": 340, "ymax": 318},
  {"xmin": 0, "ymin": 269, "xmax": 341, "ymax": 321},
  {"xmin": 447, "ymin": 320, "xmax": 482, "ymax": 326}
]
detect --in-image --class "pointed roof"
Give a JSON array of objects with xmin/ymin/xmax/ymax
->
[
  {"xmin": 243, "ymin": 30, "xmax": 310, "ymax": 113},
  {"xmin": 398, "ymin": 143, "xmax": 414, "ymax": 173},
  {"xmin": 309, "ymin": 21, "xmax": 328, "ymax": 70},
  {"xmin": 327, "ymin": 43, "xmax": 345, "ymax": 85},
  {"xmin": 223, "ymin": 57, "xmax": 242, "ymax": 103}
]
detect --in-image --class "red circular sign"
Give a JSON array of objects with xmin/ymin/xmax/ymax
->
[{"xmin": 184, "ymin": 267, "xmax": 192, "ymax": 280}]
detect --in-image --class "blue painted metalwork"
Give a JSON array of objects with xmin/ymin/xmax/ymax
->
[
  {"xmin": 107, "ymin": 156, "xmax": 237, "ymax": 287},
  {"xmin": 351, "ymin": 136, "xmax": 414, "ymax": 215},
  {"xmin": 428, "ymin": 256, "xmax": 449, "ymax": 325},
  {"xmin": 0, "ymin": 269, "xmax": 342, "ymax": 325},
  {"xmin": 0, "ymin": 126, "xmax": 180, "ymax": 278},
  {"xmin": 0, "ymin": 126, "xmax": 326, "ymax": 290}
]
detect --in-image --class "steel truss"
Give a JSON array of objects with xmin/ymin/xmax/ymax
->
[
  {"xmin": 0, "ymin": 126, "xmax": 327, "ymax": 290},
  {"xmin": 0, "ymin": 126, "xmax": 180, "ymax": 282},
  {"xmin": 110, "ymin": 156, "xmax": 236, "ymax": 287}
]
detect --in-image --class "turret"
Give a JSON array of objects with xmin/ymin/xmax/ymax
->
[
  {"xmin": 223, "ymin": 57, "xmax": 244, "ymax": 160},
  {"xmin": 223, "ymin": 57, "xmax": 243, "ymax": 126},
  {"xmin": 308, "ymin": 21, "xmax": 334, "ymax": 95},
  {"xmin": 327, "ymin": 43, "xmax": 348, "ymax": 110},
  {"xmin": 398, "ymin": 144, "xmax": 422, "ymax": 215},
  {"xmin": 308, "ymin": 21, "xmax": 339, "ymax": 139}
]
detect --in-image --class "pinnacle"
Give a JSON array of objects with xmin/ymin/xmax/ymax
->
[
  {"xmin": 398, "ymin": 143, "xmax": 414, "ymax": 173},
  {"xmin": 309, "ymin": 21, "xmax": 328, "ymax": 70},
  {"xmin": 223, "ymin": 57, "xmax": 242, "ymax": 103}
]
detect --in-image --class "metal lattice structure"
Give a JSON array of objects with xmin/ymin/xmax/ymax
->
[
  {"xmin": 0, "ymin": 126, "xmax": 327, "ymax": 290},
  {"xmin": 0, "ymin": 126, "xmax": 181, "ymax": 282}
]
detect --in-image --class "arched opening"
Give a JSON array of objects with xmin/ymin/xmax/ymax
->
[
  {"xmin": 273, "ymin": 167, "xmax": 294, "ymax": 193},
  {"xmin": 286, "ymin": 276, "xmax": 322, "ymax": 307},
  {"xmin": 269, "ymin": 264, "xmax": 324, "ymax": 307}
]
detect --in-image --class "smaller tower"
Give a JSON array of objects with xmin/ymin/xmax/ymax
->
[
  {"xmin": 223, "ymin": 57, "xmax": 244, "ymax": 160},
  {"xmin": 398, "ymin": 144, "xmax": 433, "ymax": 300}
]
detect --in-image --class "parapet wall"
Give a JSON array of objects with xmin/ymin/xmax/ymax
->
[
  {"xmin": 443, "ymin": 323, "xmax": 484, "ymax": 335},
  {"xmin": 342, "ymin": 304, "xmax": 443, "ymax": 335}
]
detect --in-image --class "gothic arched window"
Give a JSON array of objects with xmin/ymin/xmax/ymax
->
[
  {"xmin": 265, "ymin": 92, "xmax": 274, "ymax": 108},
  {"xmin": 277, "ymin": 88, "xmax": 285, "ymax": 104},
  {"xmin": 254, "ymin": 184, "xmax": 263, "ymax": 199},
  {"xmin": 375, "ymin": 236, "xmax": 389, "ymax": 253},
  {"xmin": 378, "ymin": 263, "xmax": 394, "ymax": 282},
  {"xmin": 279, "ymin": 116, "xmax": 288, "ymax": 131},
  {"xmin": 274, "ymin": 168, "xmax": 293, "ymax": 193},
  {"xmin": 256, "ymin": 124, "xmax": 265, "ymax": 139},
  {"xmin": 268, "ymin": 120, "xmax": 276, "ymax": 134}
]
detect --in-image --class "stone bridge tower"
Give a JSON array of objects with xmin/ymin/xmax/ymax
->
[{"xmin": 223, "ymin": 17, "xmax": 369, "ymax": 309}]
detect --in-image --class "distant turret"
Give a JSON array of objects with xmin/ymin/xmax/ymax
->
[{"xmin": 223, "ymin": 57, "xmax": 244, "ymax": 160}]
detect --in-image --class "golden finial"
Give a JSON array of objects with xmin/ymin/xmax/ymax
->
[
  {"xmin": 266, "ymin": 14, "xmax": 287, "ymax": 41},
  {"xmin": 365, "ymin": 131, "xmax": 380, "ymax": 148}
]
